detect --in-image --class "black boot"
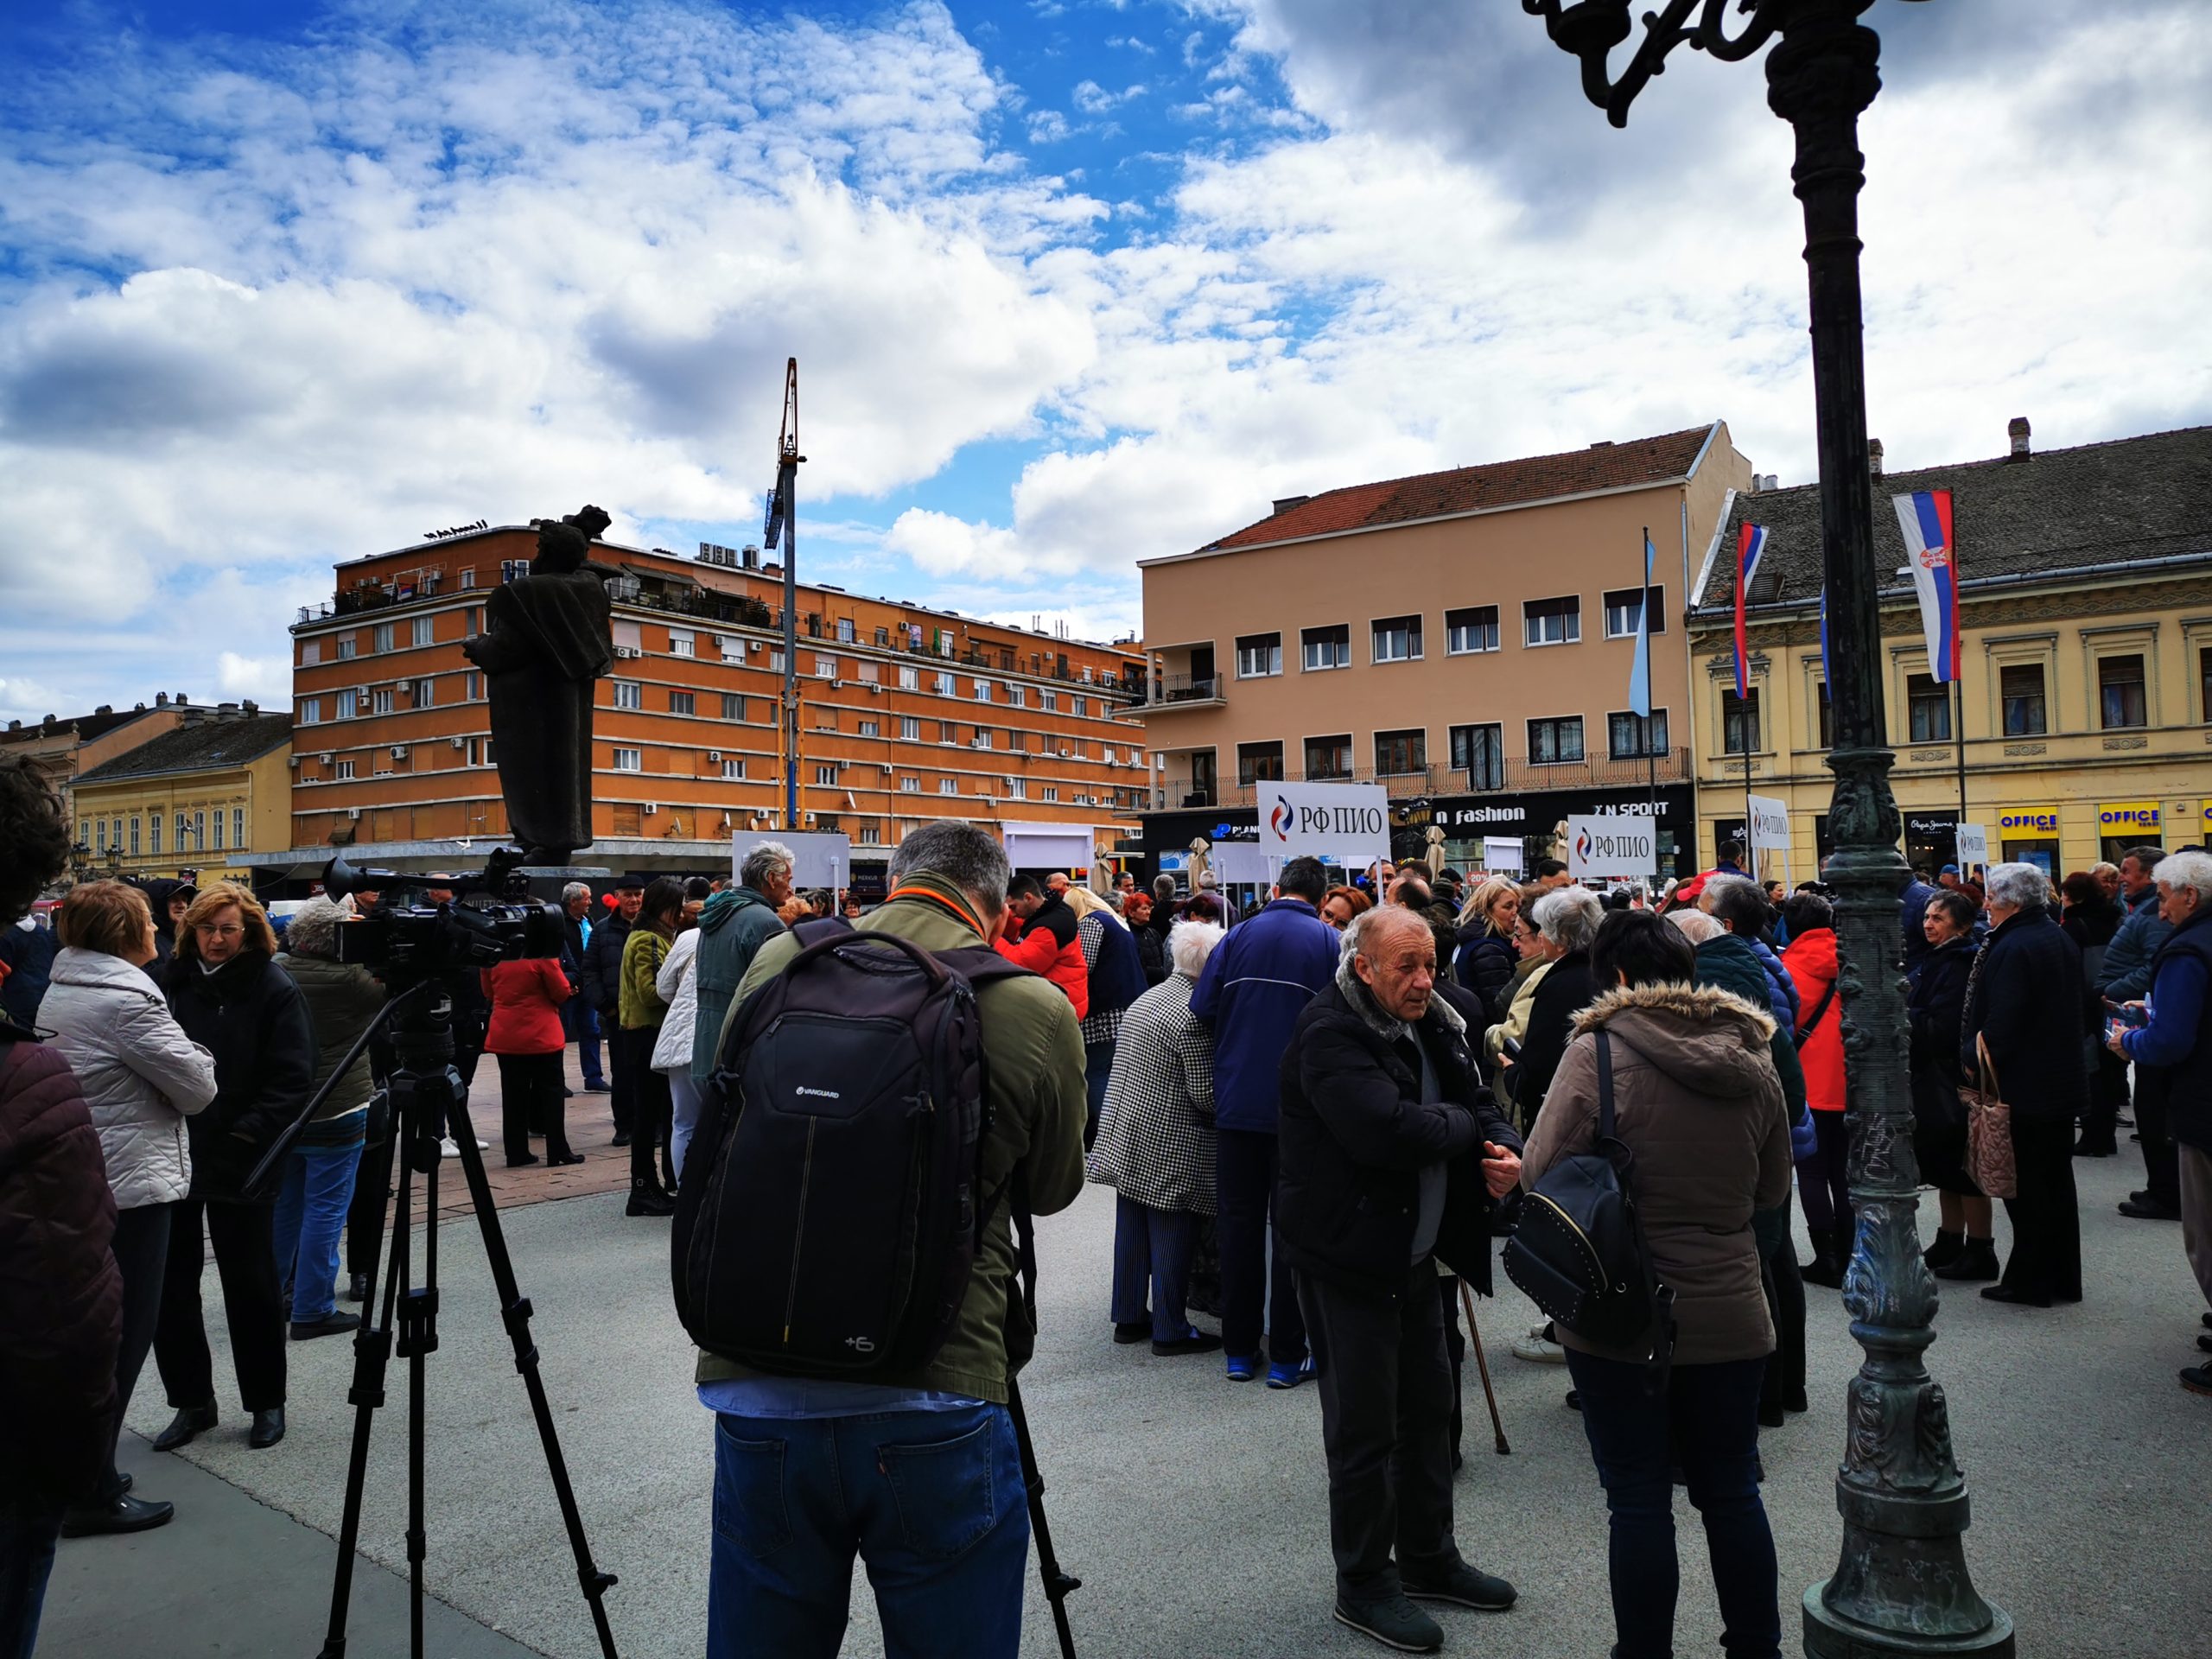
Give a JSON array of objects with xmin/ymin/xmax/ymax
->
[
  {"xmin": 626, "ymin": 1178, "xmax": 675, "ymax": 1217},
  {"xmin": 152, "ymin": 1403, "xmax": 216, "ymax": 1452},
  {"xmin": 343, "ymin": 1270, "xmax": 371, "ymax": 1303},
  {"xmin": 249, "ymin": 1407, "xmax": 286, "ymax": 1449},
  {"xmin": 1934, "ymin": 1236, "xmax": 1999, "ymax": 1281},
  {"xmin": 1923, "ymin": 1229, "xmax": 1964, "ymax": 1272},
  {"xmin": 1802, "ymin": 1233, "xmax": 1845, "ymax": 1289}
]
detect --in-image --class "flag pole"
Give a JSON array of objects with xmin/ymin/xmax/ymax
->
[{"xmin": 1643, "ymin": 525, "xmax": 1657, "ymax": 823}]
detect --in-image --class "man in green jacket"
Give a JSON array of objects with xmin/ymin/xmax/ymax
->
[
  {"xmin": 689, "ymin": 842, "xmax": 794, "ymax": 1087},
  {"xmin": 699, "ymin": 823, "xmax": 1087, "ymax": 1658}
]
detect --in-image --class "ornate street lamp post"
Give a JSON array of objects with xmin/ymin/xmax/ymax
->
[{"xmin": 1519, "ymin": 3, "xmax": 2012, "ymax": 1655}]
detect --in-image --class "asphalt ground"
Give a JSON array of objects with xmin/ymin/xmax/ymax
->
[{"xmin": 40, "ymin": 1133, "xmax": 2211, "ymax": 1659}]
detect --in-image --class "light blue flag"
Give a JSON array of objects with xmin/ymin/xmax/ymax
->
[{"xmin": 1628, "ymin": 533, "xmax": 1655, "ymax": 717}]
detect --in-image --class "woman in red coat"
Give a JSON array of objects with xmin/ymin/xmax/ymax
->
[
  {"xmin": 480, "ymin": 958, "xmax": 581, "ymax": 1167},
  {"xmin": 1780, "ymin": 893, "xmax": 1849, "ymax": 1286}
]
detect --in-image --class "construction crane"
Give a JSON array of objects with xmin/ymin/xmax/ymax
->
[{"xmin": 760, "ymin": 359, "xmax": 803, "ymax": 829}]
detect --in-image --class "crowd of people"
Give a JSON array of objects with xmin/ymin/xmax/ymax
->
[{"xmin": 7, "ymin": 719, "xmax": 2209, "ymax": 1659}]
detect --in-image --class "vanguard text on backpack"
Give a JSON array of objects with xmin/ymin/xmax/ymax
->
[
  {"xmin": 671, "ymin": 918, "xmax": 1028, "ymax": 1377},
  {"xmin": 1501, "ymin": 1031, "xmax": 1675, "ymax": 1365}
]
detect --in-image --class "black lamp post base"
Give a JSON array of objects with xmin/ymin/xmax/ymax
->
[{"xmin": 1804, "ymin": 1586, "xmax": 2016, "ymax": 1659}]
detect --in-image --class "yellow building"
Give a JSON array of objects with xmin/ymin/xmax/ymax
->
[
  {"xmin": 71, "ymin": 707, "xmax": 294, "ymax": 888},
  {"xmin": 1687, "ymin": 422, "xmax": 2212, "ymax": 880}
]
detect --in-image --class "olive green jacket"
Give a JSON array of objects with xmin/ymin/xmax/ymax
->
[
  {"xmin": 695, "ymin": 871, "xmax": 1088, "ymax": 1403},
  {"xmin": 619, "ymin": 926, "xmax": 671, "ymax": 1031}
]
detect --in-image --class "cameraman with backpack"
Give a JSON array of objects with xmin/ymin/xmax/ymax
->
[{"xmin": 693, "ymin": 823, "xmax": 1087, "ymax": 1659}]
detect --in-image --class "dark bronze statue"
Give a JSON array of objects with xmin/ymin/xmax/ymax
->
[{"xmin": 462, "ymin": 505, "xmax": 613, "ymax": 863}]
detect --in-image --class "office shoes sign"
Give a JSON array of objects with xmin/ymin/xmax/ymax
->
[
  {"xmin": 1567, "ymin": 814, "xmax": 1656, "ymax": 879},
  {"xmin": 1260, "ymin": 782, "xmax": 1390, "ymax": 861}
]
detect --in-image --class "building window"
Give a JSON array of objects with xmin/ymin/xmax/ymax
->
[
  {"xmin": 613, "ymin": 747, "xmax": 641, "ymax": 772},
  {"xmin": 1375, "ymin": 728, "xmax": 1427, "ymax": 775},
  {"xmin": 95, "ymin": 820, "xmax": 106, "ymax": 853},
  {"xmin": 1305, "ymin": 734, "xmax": 1353, "ymax": 780},
  {"xmin": 1006, "ymin": 779, "xmax": 1027, "ymax": 800},
  {"xmin": 2202, "ymin": 647, "xmax": 2212, "ymax": 723},
  {"xmin": 372, "ymin": 622, "xmax": 395, "ymax": 652},
  {"xmin": 1071, "ymin": 696, "xmax": 1088, "ymax": 717},
  {"xmin": 337, "ymin": 634, "xmax": 358, "ymax": 659},
  {"xmin": 232, "ymin": 809, "xmax": 245, "ymax": 850},
  {"xmin": 1040, "ymin": 689, "xmax": 1058, "ymax": 711},
  {"xmin": 334, "ymin": 761, "xmax": 355, "ymax": 781},
  {"xmin": 1815, "ymin": 682, "xmax": 1831, "ymax": 748},
  {"xmin": 721, "ymin": 757, "xmax": 746, "ymax": 779},
  {"xmin": 1722, "ymin": 689, "xmax": 1761, "ymax": 755},
  {"xmin": 212, "ymin": 811, "xmax": 224, "ymax": 850},
  {"xmin": 149, "ymin": 816, "xmax": 162, "ymax": 855},
  {"xmin": 1907, "ymin": 673, "xmax": 1952, "ymax": 742},
  {"xmin": 411, "ymin": 616, "xmax": 435, "ymax": 647},
  {"xmin": 850, "ymin": 718, "xmax": 875, "ymax": 738},
  {"xmin": 1450, "ymin": 723, "xmax": 1504, "ymax": 790},
  {"xmin": 1041, "ymin": 785, "xmax": 1059, "ymax": 803},
  {"xmin": 899, "ymin": 775, "xmax": 920, "ymax": 792},
  {"xmin": 301, "ymin": 639, "xmax": 321, "ymax": 667},
  {"xmin": 1371, "ymin": 615, "xmax": 1422, "ymax": 664},
  {"xmin": 670, "ymin": 629, "xmax": 695, "ymax": 658},
  {"xmin": 859, "ymin": 823, "xmax": 880, "ymax": 844},
  {"xmin": 973, "ymin": 677, "xmax": 992, "ymax": 702},
  {"xmin": 669, "ymin": 690, "xmax": 696, "ymax": 716},
  {"xmin": 2000, "ymin": 663, "xmax": 2047, "ymax": 735},
  {"xmin": 301, "ymin": 697, "xmax": 322, "ymax": 725},
  {"xmin": 1528, "ymin": 716, "xmax": 1585, "ymax": 764},
  {"xmin": 939, "ymin": 777, "xmax": 957, "ymax": 794},
  {"xmin": 770, "ymin": 650, "xmax": 785, "ymax": 673},
  {"xmin": 459, "ymin": 567, "xmax": 477, "ymax": 589},
  {"xmin": 2099, "ymin": 653, "xmax": 2147, "ymax": 729},
  {"xmin": 815, "ymin": 655, "xmax": 837, "ymax": 679},
  {"xmin": 466, "ymin": 671, "xmax": 482, "ymax": 702},
  {"xmin": 715, "ymin": 694, "xmax": 742, "ymax": 722},
  {"xmin": 1602, "ymin": 586, "xmax": 1665, "ymax": 639},
  {"xmin": 900, "ymin": 665, "xmax": 919, "ymax": 690},
  {"xmin": 1608, "ymin": 709, "xmax": 1669, "ymax": 759},
  {"xmin": 372, "ymin": 687, "xmax": 395, "ymax": 715},
  {"xmin": 613, "ymin": 680, "xmax": 642, "ymax": 710},
  {"xmin": 836, "ymin": 619, "xmax": 855, "ymax": 644},
  {"xmin": 1235, "ymin": 632, "xmax": 1282, "ymax": 678},
  {"xmin": 410, "ymin": 677, "xmax": 434, "ymax": 707},
  {"xmin": 1446, "ymin": 606, "xmax": 1499, "ymax": 655},
  {"xmin": 1237, "ymin": 741, "xmax": 1285, "ymax": 785},
  {"xmin": 1523, "ymin": 596, "xmax": 1581, "ymax": 647},
  {"xmin": 935, "ymin": 671, "xmax": 955, "ymax": 695},
  {"xmin": 1302, "ymin": 624, "xmax": 1352, "ymax": 672},
  {"xmin": 815, "ymin": 764, "xmax": 837, "ymax": 785},
  {"xmin": 875, "ymin": 626, "xmax": 891, "ymax": 646}
]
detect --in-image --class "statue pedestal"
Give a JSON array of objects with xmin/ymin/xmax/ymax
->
[{"xmin": 516, "ymin": 866, "xmax": 613, "ymax": 879}]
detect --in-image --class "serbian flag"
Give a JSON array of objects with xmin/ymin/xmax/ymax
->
[
  {"xmin": 1893, "ymin": 488, "xmax": 1960, "ymax": 683},
  {"xmin": 1732, "ymin": 522, "xmax": 1767, "ymax": 698}
]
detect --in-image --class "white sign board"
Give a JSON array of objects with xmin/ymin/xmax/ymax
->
[
  {"xmin": 1211, "ymin": 844, "xmax": 1278, "ymax": 884},
  {"xmin": 734, "ymin": 830, "xmax": 849, "ymax": 892},
  {"xmin": 1482, "ymin": 836, "xmax": 1525, "ymax": 876},
  {"xmin": 1746, "ymin": 794, "xmax": 1791, "ymax": 855},
  {"xmin": 1255, "ymin": 781, "xmax": 1390, "ymax": 863},
  {"xmin": 1955, "ymin": 823, "xmax": 1990, "ymax": 869},
  {"xmin": 1567, "ymin": 813, "xmax": 1657, "ymax": 880}
]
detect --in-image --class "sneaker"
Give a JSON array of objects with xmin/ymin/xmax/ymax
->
[
  {"xmin": 1333, "ymin": 1592, "xmax": 1443, "ymax": 1653},
  {"xmin": 2183, "ymin": 1363, "xmax": 2212, "ymax": 1396},
  {"xmin": 2120, "ymin": 1195, "xmax": 2181, "ymax": 1220},
  {"xmin": 290, "ymin": 1310, "xmax": 362, "ymax": 1342},
  {"xmin": 1113, "ymin": 1319, "xmax": 1152, "ymax": 1345},
  {"xmin": 582, "ymin": 1081, "xmax": 611, "ymax": 1094},
  {"xmin": 1510, "ymin": 1326, "xmax": 1565, "ymax": 1364},
  {"xmin": 437, "ymin": 1137, "xmax": 461, "ymax": 1157},
  {"xmin": 1224, "ymin": 1352, "xmax": 1262, "ymax": 1382},
  {"xmin": 1266, "ymin": 1355, "xmax": 1315, "ymax": 1389},
  {"xmin": 626, "ymin": 1182, "xmax": 676, "ymax": 1218},
  {"xmin": 1153, "ymin": 1326, "xmax": 1224, "ymax": 1357},
  {"xmin": 1402, "ymin": 1559, "xmax": 1518, "ymax": 1612}
]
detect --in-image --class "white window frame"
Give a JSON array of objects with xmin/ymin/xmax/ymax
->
[
  {"xmin": 613, "ymin": 747, "xmax": 642, "ymax": 772},
  {"xmin": 1235, "ymin": 633, "xmax": 1283, "ymax": 678},
  {"xmin": 613, "ymin": 680, "xmax": 642, "ymax": 710},
  {"xmin": 669, "ymin": 629, "xmax": 695, "ymax": 658},
  {"xmin": 1523, "ymin": 596, "xmax": 1582, "ymax": 648},
  {"xmin": 411, "ymin": 616, "xmax": 435, "ymax": 647},
  {"xmin": 1446, "ymin": 606, "xmax": 1500, "ymax": 656},
  {"xmin": 1370, "ymin": 615, "xmax": 1422, "ymax": 664}
]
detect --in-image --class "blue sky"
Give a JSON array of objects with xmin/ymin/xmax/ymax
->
[{"xmin": 3, "ymin": 0, "xmax": 2209, "ymax": 722}]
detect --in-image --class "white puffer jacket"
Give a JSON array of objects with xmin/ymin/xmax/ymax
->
[
  {"xmin": 652, "ymin": 927, "xmax": 702, "ymax": 1073},
  {"xmin": 39, "ymin": 946, "xmax": 219, "ymax": 1209}
]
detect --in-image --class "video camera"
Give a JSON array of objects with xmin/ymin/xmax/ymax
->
[{"xmin": 322, "ymin": 843, "xmax": 564, "ymax": 981}]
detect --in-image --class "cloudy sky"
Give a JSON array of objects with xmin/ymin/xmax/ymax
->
[{"xmin": 3, "ymin": 0, "xmax": 2208, "ymax": 725}]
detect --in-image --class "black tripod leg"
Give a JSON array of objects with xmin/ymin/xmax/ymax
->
[
  {"xmin": 315, "ymin": 1134, "xmax": 405, "ymax": 1659},
  {"xmin": 442, "ymin": 1090, "xmax": 622, "ymax": 1657},
  {"xmin": 1005, "ymin": 1377, "xmax": 1079, "ymax": 1659}
]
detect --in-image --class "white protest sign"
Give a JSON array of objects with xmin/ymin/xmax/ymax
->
[
  {"xmin": 1567, "ymin": 813, "xmax": 1656, "ymax": 880},
  {"xmin": 734, "ymin": 830, "xmax": 849, "ymax": 892},
  {"xmin": 1211, "ymin": 843, "xmax": 1277, "ymax": 884},
  {"xmin": 1256, "ymin": 781, "xmax": 1390, "ymax": 863},
  {"xmin": 1482, "ymin": 836, "xmax": 1524, "ymax": 876},
  {"xmin": 1954, "ymin": 823, "xmax": 1990, "ymax": 869},
  {"xmin": 1746, "ymin": 795, "xmax": 1791, "ymax": 855}
]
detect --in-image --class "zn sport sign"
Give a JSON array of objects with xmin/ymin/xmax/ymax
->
[
  {"xmin": 1567, "ymin": 813, "xmax": 1657, "ymax": 880},
  {"xmin": 1259, "ymin": 782, "xmax": 1390, "ymax": 863}
]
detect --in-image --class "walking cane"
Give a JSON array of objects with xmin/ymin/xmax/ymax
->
[{"xmin": 1458, "ymin": 1280, "xmax": 1510, "ymax": 1455}]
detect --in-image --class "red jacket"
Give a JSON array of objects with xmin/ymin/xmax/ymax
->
[
  {"xmin": 1783, "ymin": 928, "xmax": 1846, "ymax": 1112},
  {"xmin": 995, "ymin": 895, "xmax": 1089, "ymax": 1020},
  {"xmin": 0, "ymin": 1028, "xmax": 123, "ymax": 1507},
  {"xmin": 480, "ymin": 959, "xmax": 573, "ymax": 1056}
]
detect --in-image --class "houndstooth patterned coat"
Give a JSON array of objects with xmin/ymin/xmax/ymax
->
[{"xmin": 1085, "ymin": 970, "xmax": 1217, "ymax": 1214}]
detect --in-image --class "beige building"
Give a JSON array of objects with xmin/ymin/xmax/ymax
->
[
  {"xmin": 0, "ymin": 696, "xmax": 189, "ymax": 858},
  {"xmin": 1687, "ymin": 422, "xmax": 2212, "ymax": 880},
  {"xmin": 1129, "ymin": 424, "xmax": 1753, "ymax": 874},
  {"xmin": 71, "ymin": 707, "xmax": 293, "ymax": 889}
]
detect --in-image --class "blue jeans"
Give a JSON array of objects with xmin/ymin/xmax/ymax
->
[
  {"xmin": 708, "ymin": 1403, "xmax": 1031, "ymax": 1659},
  {"xmin": 272, "ymin": 1141, "xmax": 364, "ymax": 1321},
  {"xmin": 1111, "ymin": 1195, "xmax": 1199, "ymax": 1340},
  {"xmin": 564, "ymin": 995, "xmax": 605, "ymax": 1087},
  {"xmin": 1563, "ymin": 1350, "xmax": 1779, "ymax": 1659},
  {"xmin": 0, "ymin": 1498, "xmax": 61, "ymax": 1659},
  {"xmin": 1083, "ymin": 1040, "xmax": 1115, "ymax": 1149}
]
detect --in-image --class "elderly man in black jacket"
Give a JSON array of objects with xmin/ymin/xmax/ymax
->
[{"xmin": 1278, "ymin": 905, "xmax": 1524, "ymax": 1654}]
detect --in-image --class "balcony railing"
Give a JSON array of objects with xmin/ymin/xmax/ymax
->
[
  {"xmin": 1154, "ymin": 747, "xmax": 1691, "ymax": 810},
  {"xmin": 1143, "ymin": 674, "xmax": 1224, "ymax": 708}
]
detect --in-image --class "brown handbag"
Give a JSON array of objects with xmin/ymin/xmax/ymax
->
[{"xmin": 1960, "ymin": 1033, "xmax": 2018, "ymax": 1200}]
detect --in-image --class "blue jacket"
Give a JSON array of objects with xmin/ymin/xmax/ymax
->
[
  {"xmin": 1899, "ymin": 878, "xmax": 1942, "ymax": 969},
  {"xmin": 1189, "ymin": 897, "xmax": 1339, "ymax": 1134},
  {"xmin": 0, "ymin": 920, "xmax": 58, "ymax": 1027},
  {"xmin": 2098, "ymin": 884, "xmax": 2172, "ymax": 1001},
  {"xmin": 2128, "ymin": 906, "xmax": 2212, "ymax": 1151},
  {"xmin": 1747, "ymin": 937, "xmax": 1800, "ymax": 1026}
]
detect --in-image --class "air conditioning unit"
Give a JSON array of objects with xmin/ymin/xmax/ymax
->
[
  {"xmin": 644, "ymin": 803, "xmax": 658, "ymax": 815},
  {"xmin": 1058, "ymin": 747, "xmax": 1072, "ymax": 758},
  {"xmin": 748, "ymin": 641, "xmax": 763, "ymax": 654},
  {"xmin": 389, "ymin": 746, "xmax": 408, "ymax": 761},
  {"xmin": 449, "ymin": 736, "xmax": 465, "ymax": 750},
  {"xmin": 803, "ymin": 810, "xmax": 817, "ymax": 826},
  {"xmin": 706, "ymin": 751, "xmax": 721, "ymax": 764},
  {"xmin": 346, "ymin": 807, "xmax": 362, "ymax": 820},
  {"xmin": 288, "ymin": 754, "xmax": 301, "ymax": 767},
  {"xmin": 354, "ymin": 684, "xmax": 372, "ymax": 701},
  {"xmin": 613, "ymin": 645, "xmax": 642, "ymax": 659},
  {"xmin": 319, "ymin": 753, "xmax": 334, "ymax": 765},
  {"xmin": 865, "ymin": 683, "xmax": 880, "ymax": 696}
]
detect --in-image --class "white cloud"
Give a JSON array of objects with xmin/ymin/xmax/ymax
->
[
  {"xmin": 217, "ymin": 652, "xmax": 290, "ymax": 702},
  {"xmin": 1027, "ymin": 109, "xmax": 1071, "ymax": 143}
]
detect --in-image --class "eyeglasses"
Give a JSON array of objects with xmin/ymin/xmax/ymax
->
[{"xmin": 194, "ymin": 922, "xmax": 244, "ymax": 938}]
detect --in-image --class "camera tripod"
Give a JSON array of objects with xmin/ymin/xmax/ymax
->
[{"xmin": 255, "ymin": 977, "xmax": 620, "ymax": 1659}]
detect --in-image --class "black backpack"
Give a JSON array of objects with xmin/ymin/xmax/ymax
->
[
  {"xmin": 1502, "ymin": 1031, "xmax": 1675, "ymax": 1376},
  {"xmin": 671, "ymin": 918, "xmax": 1027, "ymax": 1377}
]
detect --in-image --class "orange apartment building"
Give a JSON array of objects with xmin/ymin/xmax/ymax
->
[{"xmin": 245, "ymin": 526, "xmax": 1148, "ymax": 889}]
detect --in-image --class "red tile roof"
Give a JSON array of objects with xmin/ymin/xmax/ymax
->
[{"xmin": 1198, "ymin": 424, "xmax": 1718, "ymax": 554}]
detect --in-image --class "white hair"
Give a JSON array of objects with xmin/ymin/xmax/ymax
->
[
  {"xmin": 562, "ymin": 880, "xmax": 592, "ymax": 905},
  {"xmin": 283, "ymin": 895, "xmax": 352, "ymax": 960},
  {"xmin": 1532, "ymin": 885, "xmax": 1604, "ymax": 953},
  {"xmin": 1167, "ymin": 918, "xmax": 1224, "ymax": 977},
  {"xmin": 1340, "ymin": 903, "xmax": 1433, "ymax": 969},
  {"xmin": 1983, "ymin": 861, "xmax": 2051, "ymax": 911},
  {"xmin": 739, "ymin": 840, "xmax": 797, "ymax": 892},
  {"xmin": 1667, "ymin": 907, "xmax": 1722, "ymax": 945},
  {"xmin": 2152, "ymin": 850, "xmax": 2212, "ymax": 906}
]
